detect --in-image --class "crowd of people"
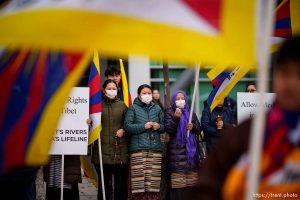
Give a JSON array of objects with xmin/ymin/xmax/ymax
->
[
  {"xmin": 17, "ymin": 62, "xmax": 240, "ymax": 200},
  {"xmin": 0, "ymin": 36, "xmax": 299, "ymax": 200},
  {"xmin": 68, "ymin": 64, "xmax": 243, "ymax": 200}
]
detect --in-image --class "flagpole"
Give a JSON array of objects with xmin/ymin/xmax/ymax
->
[
  {"xmin": 187, "ymin": 64, "xmax": 200, "ymax": 138},
  {"xmin": 163, "ymin": 61, "xmax": 171, "ymax": 108},
  {"xmin": 245, "ymin": 0, "xmax": 275, "ymax": 199},
  {"xmin": 61, "ymin": 155, "xmax": 64, "ymax": 200},
  {"xmin": 98, "ymin": 138, "xmax": 106, "ymax": 200}
]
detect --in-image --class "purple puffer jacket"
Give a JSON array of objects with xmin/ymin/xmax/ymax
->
[{"xmin": 164, "ymin": 106, "xmax": 201, "ymax": 173}]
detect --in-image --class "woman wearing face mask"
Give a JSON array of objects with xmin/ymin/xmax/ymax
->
[
  {"xmin": 91, "ymin": 79, "xmax": 128, "ymax": 200},
  {"xmin": 124, "ymin": 84, "xmax": 164, "ymax": 200},
  {"xmin": 164, "ymin": 90, "xmax": 201, "ymax": 200}
]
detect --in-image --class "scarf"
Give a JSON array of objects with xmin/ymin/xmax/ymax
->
[{"xmin": 172, "ymin": 90, "xmax": 198, "ymax": 165}]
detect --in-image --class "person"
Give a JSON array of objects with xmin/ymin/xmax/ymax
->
[
  {"xmin": 44, "ymin": 155, "xmax": 81, "ymax": 200},
  {"xmin": 245, "ymin": 82, "xmax": 256, "ymax": 92},
  {"xmin": 124, "ymin": 84, "xmax": 164, "ymax": 200},
  {"xmin": 201, "ymin": 98, "xmax": 234, "ymax": 154},
  {"xmin": 193, "ymin": 36, "xmax": 300, "ymax": 199},
  {"xmin": 104, "ymin": 66, "xmax": 123, "ymax": 100},
  {"xmin": 164, "ymin": 90, "xmax": 201, "ymax": 200},
  {"xmin": 91, "ymin": 79, "xmax": 128, "ymax": 200},
  {"xmin": 203, "ymin": 92, "xmax": 237, "ymax": 125},
  {"xmin": 0, "ymin": 167, "xmax": 39, "ymax": 200},
  {"xmin": 152, "ymin": 89, "xmax": 164, "ymax": 110}
]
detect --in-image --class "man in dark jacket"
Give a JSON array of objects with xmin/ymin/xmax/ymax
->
[
  {"xmin": 201, "ymin": 98, "xmax": 234, "ymax": 154},
  {"xmin": 105, "ymin": 66, "xmax": 124, "ymax": 100}
]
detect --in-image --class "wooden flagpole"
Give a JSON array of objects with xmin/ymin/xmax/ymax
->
[
  {"xmin": 187, "ymin": 64, "xmax": 200, "ymax": 137},
  {"xmin": 163, "ymin": 61, "xmax": 171, "ymax": 108}
]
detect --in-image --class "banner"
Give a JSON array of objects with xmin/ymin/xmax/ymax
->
[
  {"xmin": 237, "ymin": 92, "xmax": 276, "ymax": 124},
  {"xmin": 50, "ymin": 87, "xmax": 89, "ymax": 155}
]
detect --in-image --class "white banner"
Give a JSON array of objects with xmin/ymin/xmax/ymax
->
[
  {"xmin": 50, "ymin": 87, "xmax": 89, "ymax": 155},
  {"xmin": 237, "ymin": 92, "xmax": 276, "ymax": 124}
]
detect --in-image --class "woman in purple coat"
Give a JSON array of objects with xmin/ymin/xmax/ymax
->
[{"xmin": 164, "ymin": 90, "xmax": 201, "ymax": 200}]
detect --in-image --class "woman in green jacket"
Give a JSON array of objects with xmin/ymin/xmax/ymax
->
[
  {"xmin": 92, "ymin": 79, "xmax": 128, "ymax": 200},
  {"xmin": 124, "ymin": 84, "xmax": 164, "ymax": 200}
]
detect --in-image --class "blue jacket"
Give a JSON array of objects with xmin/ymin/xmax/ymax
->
[{"xmin": 124, "ymin": 98, "xmax": 164, "ymax": 152}]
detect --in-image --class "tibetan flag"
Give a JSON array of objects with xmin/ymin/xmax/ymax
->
[
  {"xmin": 272, "ymin": 0, "xmax": 300, "ymax": 52},
  {"xmin": 0, "ymin": 49, "xmax": 90, "ymax": 174},
  {"xmin": 119, "ymin": 59, "xmax": 132, "ymax": 107},
  {"xmin": 88, "ymin": 50, "xmax": 102, "ymax": 145},
  {"xmin": 207, "ymin": 65, "xmax": 230, "ymax": 88},
  {"xmin": 81, "ymin": 50, "xmax": 102, "ymax": 188},
  {"xmin": 207, "ymin": 66, "xmax": 248, "ymax": 112},
  {"xmin": 0, "ymin": 0, "xmax": 257, "ymax": 69}
]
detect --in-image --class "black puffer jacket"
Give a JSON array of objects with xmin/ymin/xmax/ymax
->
[{"xmin": 164, "ymin": 106, "xmax": 201, "ymax": 173}]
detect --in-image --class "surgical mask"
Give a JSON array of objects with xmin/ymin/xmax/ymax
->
[
  {"xmin": 176, "ymin": 100, "xmax": 185, "ymax": 109},
  {"xmin": 105, "ymin": 89, "xmax": 118, "ymax": 99},
  {"xmin": 141, "ymin": 94, "xmax": 153, "ymax": 104}
]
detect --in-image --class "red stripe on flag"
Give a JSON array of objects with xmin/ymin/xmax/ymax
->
[
  {"xmin": 212, "ymin": 79, "xmax": 220, "ymax": 87},
  {"xmin": 0, "ymin": 51, "xmax": 28, "ymax": 131},
  {"xmin": 90, "ymin": 104, "xmax": 102, "ymax": 114},
  {"xmin": 3, "ymin": 51, "xmax": 47, "ymax": 172},
  {"xmin": 89, "ymin": 74, "xmax": 101, "ymax": 97},
  {"xmin": 263, "ymin": 137, "xmax": 292, "ymax": 179},
  {"xmin": 62, "ymin": 52, "xmax": 84, "ymax": 73},
  {"xmin": 274, "ymin": 28, "xmax": 292, "ymax": 38},
  {"xmin": 264, "ymin": 126, "xmax": 288, "ymax": 156},
  {"xmin": 128, "ymin": 93, "xmax": 132, "ymax": 106},
  {"xmin": 182, "ymin": 0, "xmax": 222, "ymax": 30},
  {"xmin": 275, "ymin": 1, "xmax": 290, "ymax": 21}
]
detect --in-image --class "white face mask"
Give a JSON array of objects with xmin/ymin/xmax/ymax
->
[
  {"xmin": 141, "ymin": 94, "xmax": 153, "ymax": 104},
  {"xmin": 105, "ymin": 89, "xmax": 118, "ymax": 99},
  {"xmin": 176, "ymin": 100, "xmax": 186, "ymax": 109}
]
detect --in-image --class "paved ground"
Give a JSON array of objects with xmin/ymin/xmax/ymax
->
[
  {"xmin": 79, "ymin": 174, "xmax": 98, "ymax": 200},
  {"xmin": 36, "ymin": 168, "xmax": 98, "ymax": 200}
]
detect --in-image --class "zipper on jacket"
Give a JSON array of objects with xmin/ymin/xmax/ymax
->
[{"xmin": 147, "ymin": 106, "xmax": 152, "ymax": 148}]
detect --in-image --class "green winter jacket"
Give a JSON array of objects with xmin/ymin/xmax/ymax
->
[
  {"xmin": 92, "ymin": 95, "xmax": 128, "ymax": 165},
  {"xmin": 124, "ymin": 98, "xmax": 164, "ymax": 152}
]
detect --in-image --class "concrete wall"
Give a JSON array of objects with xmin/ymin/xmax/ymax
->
[{"xmin": 128, "ymin": 55, "xmax": 151, "ymax": 100}]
